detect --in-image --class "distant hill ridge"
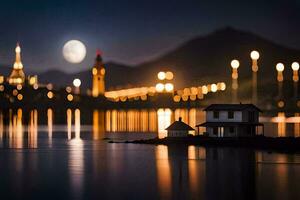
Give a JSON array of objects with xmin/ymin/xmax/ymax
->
[{"xmin": 1, "ymin": 27, "xmax": 299, "ymax": 94}]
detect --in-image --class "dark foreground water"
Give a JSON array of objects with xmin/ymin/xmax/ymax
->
[{"xmin": 0, "ymin": 131, "xmax": 300, "ymax": 200}]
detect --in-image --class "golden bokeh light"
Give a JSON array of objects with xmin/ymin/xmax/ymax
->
[
  {"xmin": 173, "ymin": 95, "xmax": 180, "ymax": 102},
  {"xmin": 165, "ymin": 83, "xmax": 174, "ymax": 92},
  {"xmin": 47, "ymin": 91, "xmax": 54, "ymax": 99},
  {"xmin": 278, "ymin": 100, "xmax": 285, "ymax": 108},
  {"xmin": 211, "ymin": 84, "xmax": 217, "ymax": 93},
  {"xmin": 13, "ymin": 89, "xmax": 18, "ymax": 96},
  {"xmin": 155, "ymin": 83, "xmax": 165, "ymax": 92},
  {"xmin": 67, "ymin": 94, "xmax": 74, "ymax": 101},
  {"xmin": 157, "ymin": 72, "xmax": 166, "ymax": 80},
  {"xmin": 73, "ymin": 78, "xmax": 81, "ymax": 87},
  {"xmin": 231, "ymin": 59, "xmax": 240, "ymax": 69},
  {"xmin": 0, "ymin": 85, "xmax": 4, "ymax": 91},
  {"xmin": 17, "ymin": 94, "xmax": 23, "ymax": 101},
  {"xmin": 250, "ymin": 50, "xmax": 260, "ymax": 60},
  {"xmin": 291, "ymin": 62, "xmax": 300, "ymax": 71},
  {"xmin": 276, "ymin": 63, "xmax": 284, "ymax": 72},
  {"xmin": 16, "ymin": 84, "xmax": 22, "ymax": 90},
  {"xmin": 165, "ymin": 71, "xmax": 174, "ymax": 80}
]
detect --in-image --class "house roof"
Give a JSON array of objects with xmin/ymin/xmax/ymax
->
[
  {"xmin": 196, "ymin": 122, "xmax": 264, "ymax": 127},
  {"xmin": 165, "ymin": 118, "xmax": 194, "ymax": 131},
  {"xmin": 203, "ymin": 104, "xmax": 262, "ymax": 112}
]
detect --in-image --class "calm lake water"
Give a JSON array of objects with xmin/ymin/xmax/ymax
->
[{"xmin": 0, "ymin": 108, "xmax": 300, "ymax": 200}]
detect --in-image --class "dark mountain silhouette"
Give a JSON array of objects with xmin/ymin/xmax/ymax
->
[
  {"xmin": 1, "ymin": 27, "xmax": 300, "ymax": 99},
  {"xmin": 37, "ymin": 62, "xmax": 134, "ymax": 91}
]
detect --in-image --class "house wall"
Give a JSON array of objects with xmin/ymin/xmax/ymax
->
[
  {"xmin": 207, "ymin": 126, "xmax": 257, "ymax": 137},
  {"xmin": 167, "ymin": 130, "xmax": 188, "ymax": 137},
  {"xmin": 206, "ymin": 111, "xmax": 242, "ymax": 122}
]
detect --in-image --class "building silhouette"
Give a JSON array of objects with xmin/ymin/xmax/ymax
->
[
  {"xmin": 7, "ymin": 43, "xmax": 25, "ymax": 85},
  {"xmin": 92, "ymin": 50, "xmax": 105, "ymax": 97}
]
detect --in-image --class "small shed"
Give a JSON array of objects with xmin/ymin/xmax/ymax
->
[{"xmin": 165, "ymin": 117, "xmax": 194, "ymax": 137}]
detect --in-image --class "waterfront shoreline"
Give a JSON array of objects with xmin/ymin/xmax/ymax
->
[{"xmin": 124, "ymin": 136, "xmax": 300, "ymax": 153}]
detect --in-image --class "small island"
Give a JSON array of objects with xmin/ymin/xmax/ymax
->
[{"xmin": 124, "ymin": 104, "xmax": 300, "ymax": 153}]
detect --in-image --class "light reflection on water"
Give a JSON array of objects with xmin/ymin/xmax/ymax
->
[{"xmin": 0, "ymin": 126, "xmax": 299, "ymax": 199}]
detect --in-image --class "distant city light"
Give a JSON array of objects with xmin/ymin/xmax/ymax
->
[
  {"xmin": 66, "ymin": 86, "xmax": 72, "ymax": 93},
  {"xmin": 157, "ymin": 72, "xmax": 166, "ymax": 80},
  {"xmin": 231, "ymin": 59, "xmax": 240, "ymax": 69},
  {"xmin": 67, "ymin": 94, "xmax": 74, "ymax": 101},
  {"xmin": 276, "ymin": 63, "xmax": 284, "ymax": 72},
  {"xmin": 291, "ymin": 62, "xmax": 300, "ymax": 71},
  {"xmin": 92, "ymin": 68, "xmax": 97, "ymax": 75},
  {"xmin": 165, "ymin": 83, "xmax": 174, "ymax": 92},
  {"xmin": 202, "ymin": 86, "xmax": 208, "ymax": 94},
  {"xmin": 211, "ymin": 84, "xmax": 217, "ymax": 92},
  {"xmin": 47, "ymin": 91, "xmax": 54, "ymax": 99},
  {"xmin": 250, "ymin": 51, "xmax": 260, "ymax": 60},
  {"xmin": 17, "ymin": 94, "xmax": 23, "ymax": 101},
  {"xmin": 16, "ymin": 84, "xmax": 22, "ymax": 90},
  {"xmin": 32, "ymin": 84, "xmax": 38, "ymax": 90},
  {"xmin": 155, "ymin": 83, "xmax": 165, "ymax": 92},
  {"xmin": 12, "ymin": 89, "xmax": 18, "ymax": 96},
  {"xmin": 73, "ymin": 78, "xmax": 81, "ymax": 87},
  {"xmin": 165, "ymin": 71, "xmax": 174, "ymax": 80},
  {"xmin": 278, "ymin": 100, "xmax": 285, "ymax": 108}
]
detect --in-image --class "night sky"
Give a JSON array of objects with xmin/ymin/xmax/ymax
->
[{"xmin": 0, "ymin": 0, "xmax": 299, "ymax": 73}]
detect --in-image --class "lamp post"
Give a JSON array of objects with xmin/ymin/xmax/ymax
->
[
  {"xmin": 73, "ymin": 78, "xmax": 81, "ymax": 95},
  {"xmin": 276, "ymin": 63, "xmax": 284, "ymax": 101},
  {"xmin": 291, "ymin": 62, "xmax": 299, "ymax": 99},
  {"xmin": 231, "ymin": 59, "xmax": 240, "ymax": 103},
  {"xmin": 250, "ymin": 51, "xmax": 260, "ymax": 105}
]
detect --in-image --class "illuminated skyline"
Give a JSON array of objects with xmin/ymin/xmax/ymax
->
[{"xmin": 0, "ymin": 0, "xmax": 300, "ymax": 73}]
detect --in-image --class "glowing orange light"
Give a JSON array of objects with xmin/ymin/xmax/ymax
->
[
  {"xmin": 0, "ymin": 85, "xmax": 4, "ymax": 92},
  {"xmin": 202, "ymin": 86, "xmax": 208, "ymax": 94},
  {"xmin": 17, "ymin": 94, "xmax": 23, "ymax": 101},
  {"xmin": 165, "ymin": 71, "xmax": 174, "ymax": 80},
  {"xmin": 47, "ymin": 91, "xmax": 54, "ymax": 99},
  {"xmin": 13, "ymin": 89, "xmax": 18, "ymax": 96},
  {"xmin": 278, "ymin": 100, "xmax": 284, "ymax": 108},
  {"xmin": 16, "ymin": 84, "xmax": 22, "ymax": 90},
  {"xmin": 67, "ymin": 94, "xmax": 73, "ymax": 101},
  {"xmin": 92, "ymin": 68, "xmax": 97, "ymax": 75}
]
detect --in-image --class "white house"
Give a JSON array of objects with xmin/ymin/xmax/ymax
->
[
  {"xmin": 196, "ymin": 104, "xmax": 263, "ymax": 137},
  {"xmin": 165, "ymin": 117, "xmax": 195, "ymax": 137}
]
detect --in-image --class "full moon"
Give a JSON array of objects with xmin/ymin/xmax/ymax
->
[{"xmin": 63, "ymin": 40, "xmax": 86, "ymax": 63}]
